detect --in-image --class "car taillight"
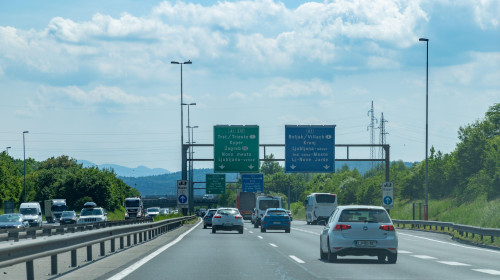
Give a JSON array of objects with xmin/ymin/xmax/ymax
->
[
  {"xmin": 235, "ymin": 215, "xmax": 243, "ymax": 219},
  {"xmin": 213, "ymin": 215, "xmax": 221, "ymax": 219},
  {"xmin": 379, "ymin": 225, "xmax": 395, "ymax": 231},
  {"xmin": 264, "ymin": 215, "xmax": 270, "ymax": 218},
  {"xmin": 334, "ymin": 224, "xmax": 351, "ymax": 230}
]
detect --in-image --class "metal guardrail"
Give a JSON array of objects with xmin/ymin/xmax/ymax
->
[
  {"xmin": 393, "ymin": 219, "xmax": 500, "ymax": 243},
  {"xmin": 0, "ymin": 216, "xmax": 196, "ymax": 280},
  {"xmin": 0, "ymin": 218, "xmax": 153, "ymax": 242}
]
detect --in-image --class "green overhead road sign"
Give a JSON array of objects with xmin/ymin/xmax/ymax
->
[
  {"xmin": 214, "ymin": 125, "xmax": 259, "ymax": 173},
  {"xmin": 206, "ymin": 174, "xmax": 226, "ymax": 194}
]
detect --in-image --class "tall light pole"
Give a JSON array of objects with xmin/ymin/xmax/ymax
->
[
  {"xmin": 171, "ymin": 60, "xmax": 192, "ymax": 182},
  {"xmin": 5, "ymin": 146, "xmax": 11, "ymax": 155},
  {"xmin": 419, "ymin": 37, "xmax": 429, "ymax": 221},
  {"xmin": 23, "ymin": 131, "xmax": 29, "ymax": 202},
  {"xmin": 187, "ymin": 125, "xmax": 198, "ymax": 215},
  {"xmin": 183, "ymin": 102, "xmax": 196, "ymax": 214}
]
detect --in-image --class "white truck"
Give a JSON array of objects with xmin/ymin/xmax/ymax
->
[
  {"xmin": 305, "ymin": 193, "xmax": 338, "ymax": 225},
  {"xmin": 44, "ymin": 199, "xmax": 68, "ymax": 223},
  {"xmin": 252, "ymin": 195, "xmax": 282, "ymax": 228},
  {"xmin": 124, "ymin": 197, "xmax": 144, "ymax": 219}
]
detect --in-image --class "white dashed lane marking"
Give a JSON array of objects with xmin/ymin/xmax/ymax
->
[
  {"xmin": 258, "ymin": 236, "xmax": 263, "ymax": 239},
  {"xmin": 437, "ymin": 261, "xmax": 470, "ymax": 266},
  {"xmin": 249, "ymin": 231, "xmax": 254, "ymax": 234},
  {"xmin": 412, "ymin": 255, "xmax": 437, "ymax": 260},
  {"xmin": 289, "ymin": 255, "xmax": 305, "ymax": 264},
  {"xmin": 472, "ymin": 269, "xmax": 500, "ymax": 276},
  {"xmin": 269, "ymin": 243, "xmax": 278, "ymax": 248}
]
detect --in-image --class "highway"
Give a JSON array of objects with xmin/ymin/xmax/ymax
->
[
  {"xmin": 110, "ymin": 220, "xmax": 500, "ymax": 280},
  {"xmin": 2, "ymin": 219, "xmax": 500, "ymax": 279}
]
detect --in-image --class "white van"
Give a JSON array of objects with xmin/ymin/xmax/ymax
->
[
  {"xmin": 19, "ymin": 202, "xmax": 43, "ymax": 227},
  {"xmin": 253, "ymin": 195, "xmax": 281, "ymax": 228},
  {"xmin": 305, "ymin": 193, "xmax": 337, "ymax": 225}
]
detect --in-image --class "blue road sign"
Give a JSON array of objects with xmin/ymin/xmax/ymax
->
[
  {"xmin": 285, "ymin": 125, "xmax": 335, "ymax": 173},
  {"xmin": 178, "ymin": 194, "xmax": 188, "ymax": 204},
  {"xmin": 384, "ymin": 196, "xmax": 393, "ymax": 205},
  {"xmin": 242, "ymin": 174, "xmax": 264, "ymax": 192}
]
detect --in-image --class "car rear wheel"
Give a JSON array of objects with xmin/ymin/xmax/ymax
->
[
  {"xmin": 378, "ymin": 254, "xmax": 386, "ymax": 262},
  {"xmin": 327, "ymin": 241, "xmax": 337, "ymax": 263},
  {"xmin": 203, "ymin": 224, "xmax": 207, "ymax": 229},
  {"xmin": 388, "ymin": 253, "xmax": 397, "ymax": 264},
  {"xmin": 212, "ymin": 227, "xmax": 216, "ymax": 234},
  {"xmin": 320, "ymin": 239, "xmax": 327, "ymax": 260},
  {"xmin": 239, "ymin": 228, "xmax": 243, "ymax": 234},
  {"xmin": 261, "ymin": 227, "xmax": 266, "ymax": 233},
  {"xmin": 285, "ymin": 229, "xmax": 290, "ymax": 233}
]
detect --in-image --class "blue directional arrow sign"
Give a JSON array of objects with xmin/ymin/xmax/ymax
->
[
  {"xmin": 384, "ymin": 196, "xmax": 392, "ymax": 205},
  {"xmin": 242, "ymin": 174, "xmax": 264, "ymax": 193},
  {"xmin": 178, "ymin": 194, "xmax": 188, "ymax": 204},
  {"xmin": 285, "ymin": 125, "xmax": 335, "ymax": 173}
]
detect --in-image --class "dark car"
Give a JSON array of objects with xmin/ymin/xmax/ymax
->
[
  {"xmin": 59, "ymin": 211, "xmax": 78, "ymax": 225},
  {"xmin": 0, "ymin": 213, "xmax": 30, "ymax": 229},
  {"xmin": 261, "ymin": 208, "xmax": 291, "ymax": 233},
  {"xmin": 203, "ymin": 209, "xmax": 217, "ymax": 229}
]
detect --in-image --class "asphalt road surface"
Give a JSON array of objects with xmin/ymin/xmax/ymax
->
[
  {"xmin": 2, "ymin": 219, "xmax": 500, "ymax": 279},
  {"xmin": 112, "ymin": 220, "xmax": 500, "ymax": 280}
]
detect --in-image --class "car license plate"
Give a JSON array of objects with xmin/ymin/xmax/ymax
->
[
  {"xmin": 223, "ymin": 223, "xmax": 232, "ymax": 227},
  {"xmin": 273, "ymin": 222, "xmax": 281, "ymax": 225},
  {"xmin": 355, "ymin": 240, "xmax": 377, "ymax": 247}
]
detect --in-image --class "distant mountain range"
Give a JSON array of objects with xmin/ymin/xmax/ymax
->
[
  {"xmin": 116, "ymin": 161, "xmax": 416, "ymax": 196},
  {"xmin": 77, "ymin": 160, "xmax": 170, "ymax": 177}
]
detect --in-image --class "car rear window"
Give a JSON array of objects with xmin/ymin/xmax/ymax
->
[
  {"xmin": 259, "ymin": 199, "xmax": 280, "ymax": 209},
  {"xmin": 339, "ymin": 209, "xmax": 390, "ymax": 223},
  {"xmin": 267, "ymin": 210, "xmax": 287, "ymax": 216},
  {"xmin": 218, "ymin": 209, "xmax": 239, "ymax": 215},
  {"xmin": 315, "ymin": 194, "xmax": 336, "ymax": 203}
]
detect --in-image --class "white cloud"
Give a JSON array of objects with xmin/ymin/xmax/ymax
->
[
  {"xmin": 472, "ymin": 0, "xmax": 500, "ymax": 29},
  {"xmin": 264, "ymin": 78, "xmax": 333, "ymax": 98},
  {"xmin": 228, "ymin": 91, "xmax": 246, "ymax": 100}
]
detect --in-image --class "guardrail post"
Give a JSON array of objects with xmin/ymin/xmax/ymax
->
[
  {"xmin": 27, "ymin": 229, "xmax": 37, "ymax": 239},
  {"xmin": 111, "ymin": 238, "xmax": 116, "ymax": 253},
  {"xmin": 120, "ymin": 236, "xmax": 124, "ymax": 249},
  {"xmin": 149, "ymin": 230, "xmax": 152, "ymax": 240},
  {"xmin": 134, "ymin": 233, "xmax": 137, "ymax": 245},
  {"xmin": 139, "ymin": 232, "xmax": 143, "ymax": 243},
  {"xmin": 491, "ymin": 236, "xmax": 494, "ymax": 243},
  {"xmin": 99, "ymin": 241, "xmax": 105, "ymax": 256},
  {"xmin": 127, "ymin": 235, "xmax": 131, "ymax": 247},
  {"xmin": 51, "ymin": 254, "xmax": 57, "ymax": 275},
  {"xmin": 26, "ymin": 260, "xmax": 34, "ymax": 280},
  {"xmin": 143, "ymin": 231, "xmax": 147, "ymax": 241},
  {"xmin": 71, "ymin": 249, "xmax": 77, "ymax": 267},
  {"xmin": 87, "ymin": 245, "xmax": 92, "ymax": 261}
]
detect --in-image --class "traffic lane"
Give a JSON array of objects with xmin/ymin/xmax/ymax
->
[
  {"xmin": 397, "ymin": 229, "xmax": 500, "ymax": 271},
  {"xmin": 259, "ymin": 222, "xmax": 500, "ymax": 279},
  {"xmin": 121, "ymin": 222, "xmax": 318, "ymax": 280}
]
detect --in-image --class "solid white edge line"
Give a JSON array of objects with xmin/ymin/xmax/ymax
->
[
  {"xmin": 472, "ymin": 269, "xmax": 500, "ymax": 275},
  {"xmin": 289, "ymin": 255, "xmax": 305, "ymax": 264},
  {"xmin": 107, "ymin": 219, "xmax": 202, "ymax": 280},
  {"xmin": 398, "ymin": 232, "xmax": 500, "ymax": 254}
]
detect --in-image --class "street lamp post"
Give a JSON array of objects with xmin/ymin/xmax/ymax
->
[
  {"xmin": 171, "ymin": 60, "xmax": 192, "ymax": 181},
  {"xmin": 23, "ymin": 131, "xmax": 29, "ymax": 202},
  {"xmin": 183, "ymin": 102, "xmax": 196, "ymax": 214},
  {"xmin": 419, "ymin": 37, "xmax": 429, "ymax": 221},
  {"xmin": 5, "ymin": 146, "xmax": 11, "ymax": 155}
]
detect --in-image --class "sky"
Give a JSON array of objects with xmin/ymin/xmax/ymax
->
[{"xmin": 0, "ymin": 0, "xmax": 499, "ymax": 173}]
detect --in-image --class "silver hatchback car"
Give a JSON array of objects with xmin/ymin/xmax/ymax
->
[{"xmin": 320, "ymin": 205, "xmax": 398, "ymax": 263}]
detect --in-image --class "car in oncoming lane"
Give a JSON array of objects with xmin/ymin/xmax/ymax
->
[
  {"xmin": 211, "ymin": 208, "xmax": 244, "ymax": 234},
  {"xmin": 320, "ymin": 205, "xmax": 398, "ymax": 263},
  {"xmin": 261, "ymin": 208, "xmax": 291, "ymax": 233},
  {"xmin": 203, "ymin": 209, "xmax": 217, "ymax": 229},
  {"xmin": 59, "ymin": 210, "xmax": 78, "ymax": 225}
]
